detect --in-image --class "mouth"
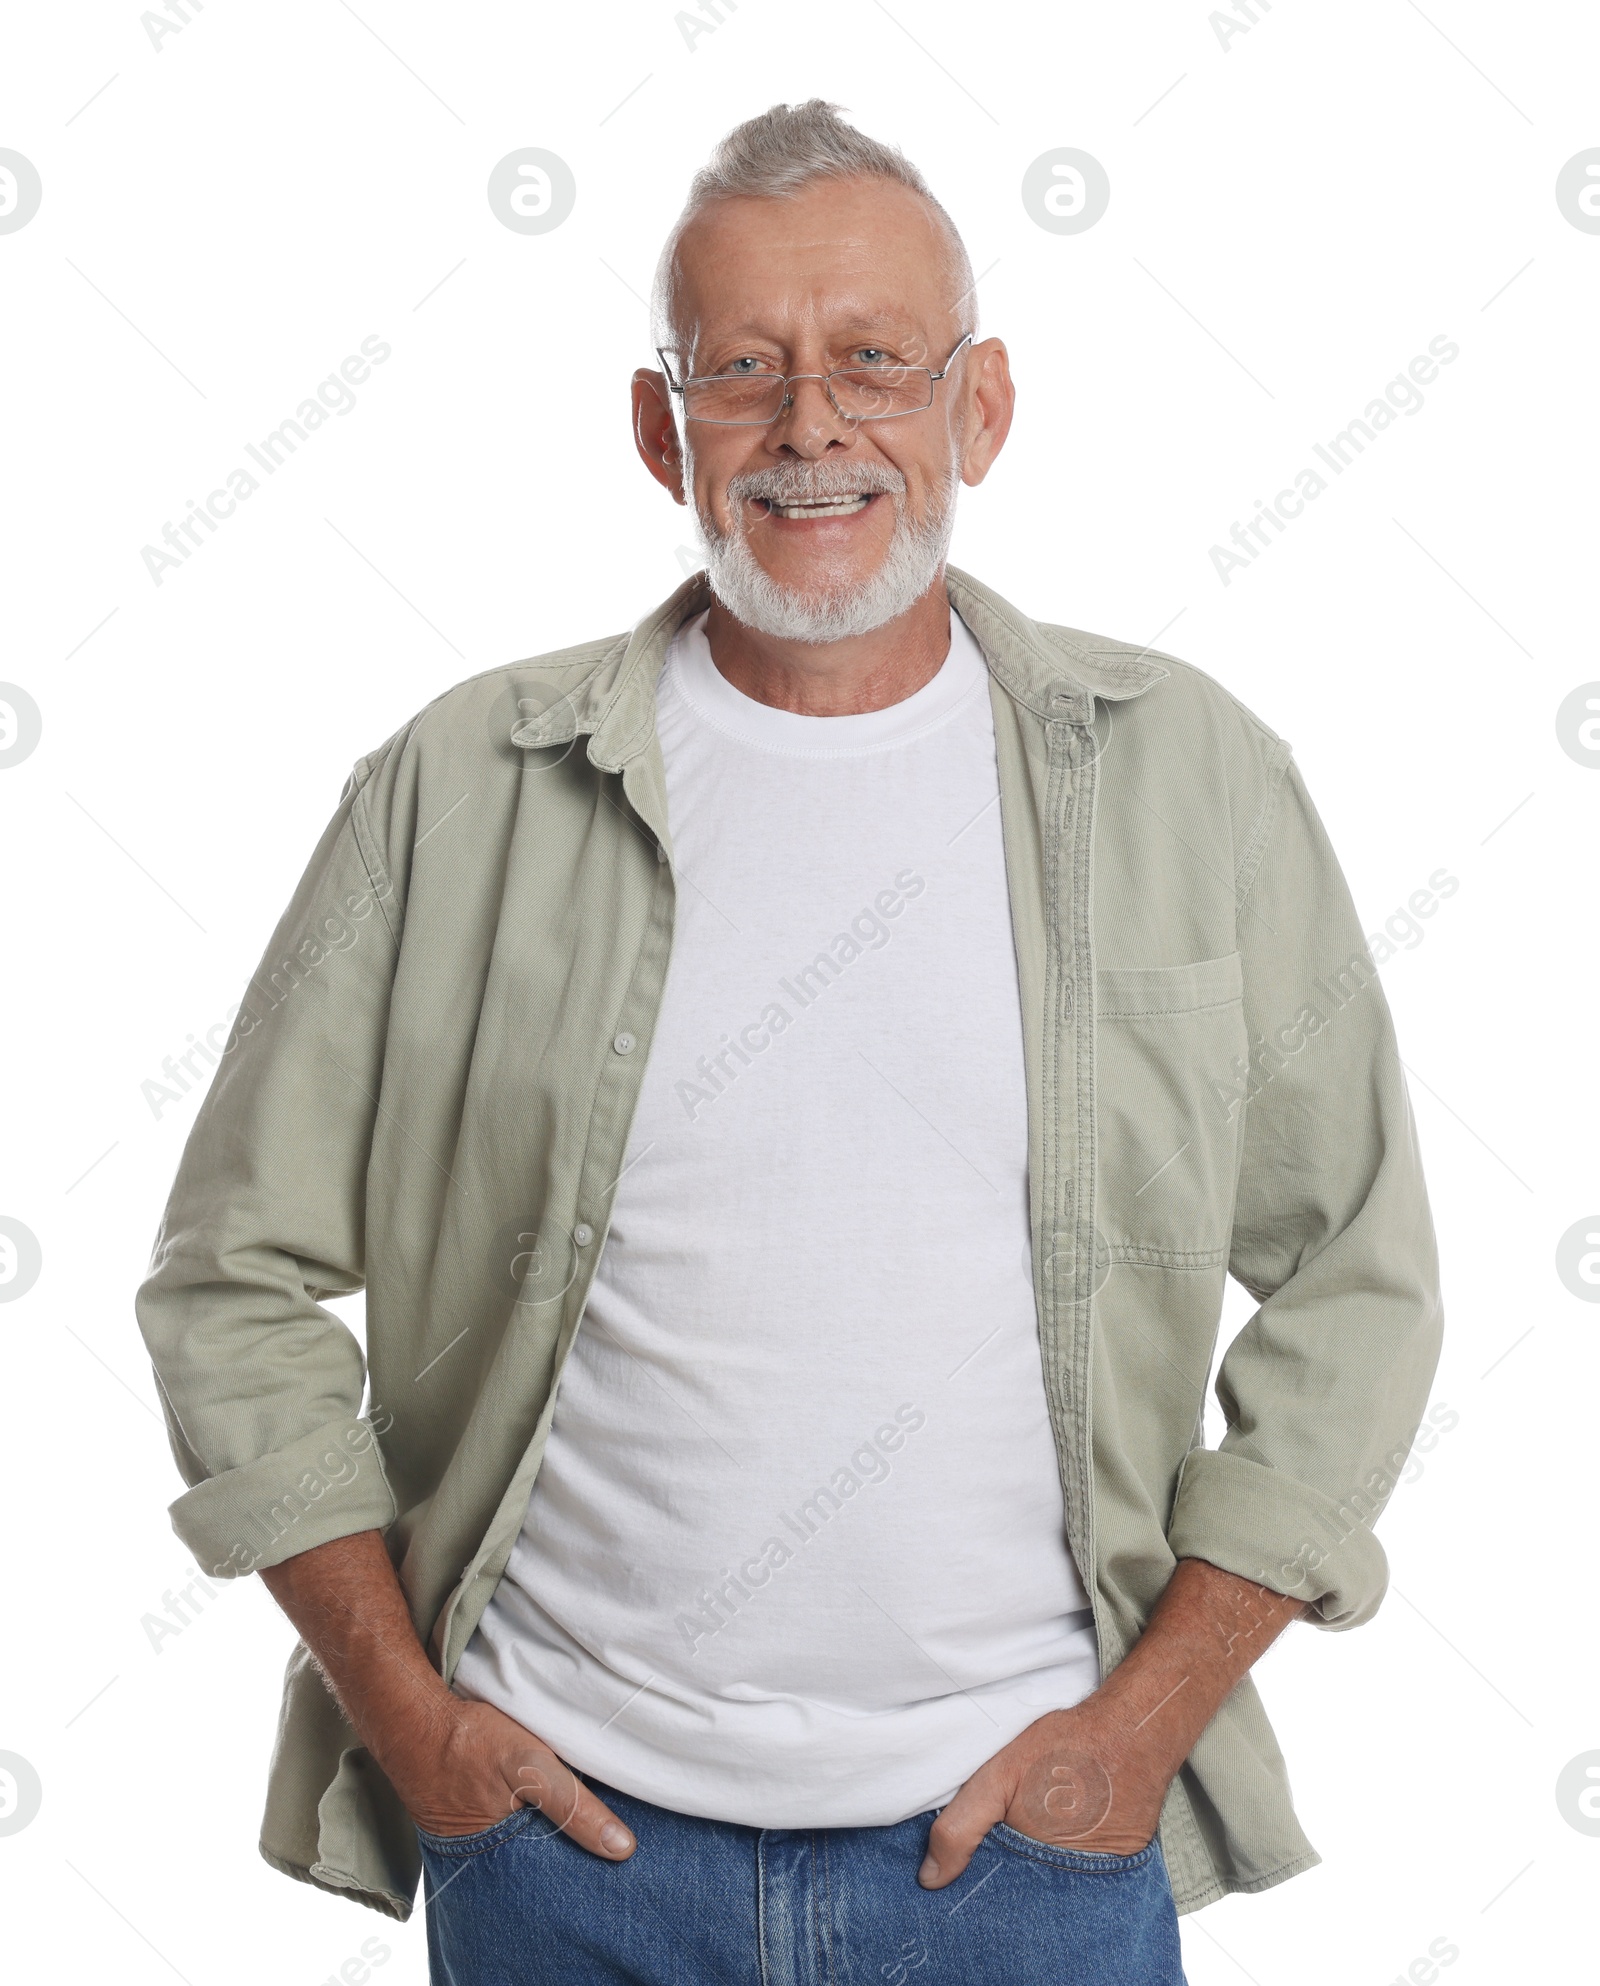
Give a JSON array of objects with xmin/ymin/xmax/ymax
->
[{"xmin": 753, "ymin": 491, "xmax": 881, "ymax": 522}]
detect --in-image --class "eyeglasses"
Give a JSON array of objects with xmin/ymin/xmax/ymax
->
[{"xmin": 656, "ymin": 333, "xmax": 973, "ymax": 427}]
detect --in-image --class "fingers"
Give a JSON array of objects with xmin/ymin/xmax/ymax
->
[
  {"xmin": 509, "ymin": 1747, "xmax": 636, "ymax": 1861},
  {"xmin": 918, "ymin": 1781, "xmax": 1006, "ymax": 1889}
]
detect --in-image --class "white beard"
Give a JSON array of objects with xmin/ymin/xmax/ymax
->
[{"xmin": 689, "ymin": 453, "xmax": 961, "ymax": 645}]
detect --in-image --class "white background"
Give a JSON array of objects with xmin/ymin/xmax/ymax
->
[{"xmin": 2, "ymin": 2, "xmax": 1597, "ymax": 1981}]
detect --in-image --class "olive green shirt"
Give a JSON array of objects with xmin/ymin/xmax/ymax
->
[{"xmin": 136, "ymin": 565, "xmax": 1442, "ymax": 1918}]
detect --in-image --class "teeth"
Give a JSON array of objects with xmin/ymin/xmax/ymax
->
[{"xmin": 768, "ymin": 495, "xmax": 871, "ymax": 518}]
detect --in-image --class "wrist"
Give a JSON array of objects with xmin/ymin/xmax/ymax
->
[
  {"xmin": 357, "ymin": 1672, "xmax": 462, "ymax": 1784},
  {"xmin": 367, "ymin": 1692, "xmax": 460, "ymax": 1803},
  {"xmin": 1060, "ymin": 1680, "xmax": 1195, "ymax": 1781}
]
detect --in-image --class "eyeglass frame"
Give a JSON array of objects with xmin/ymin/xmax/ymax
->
[{"xmin": 654, "ymin": 332, "xmax": 975, "ymax": 428}]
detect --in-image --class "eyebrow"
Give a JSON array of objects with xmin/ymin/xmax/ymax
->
[{"xmin": 684, "ymin": 317, "xmax": 930, "ymax": 360}]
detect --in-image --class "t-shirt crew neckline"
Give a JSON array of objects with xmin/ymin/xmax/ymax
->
[{"xmin": 665, "ymin": 607, "xmax": 989, "ymax": 759}]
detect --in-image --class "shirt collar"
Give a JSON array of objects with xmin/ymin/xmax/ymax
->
[{"xmin": 512, "ymin": 565, "xmax": 1169, "ymax": 768}]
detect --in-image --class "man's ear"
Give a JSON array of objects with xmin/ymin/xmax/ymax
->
[
  {"xmin": 958, "ymin": 338, "xmax": 1016, "ymax": 489},
  {"xmin": 632, "ymin": 369, "xmax": 685, "ymax": 501}
]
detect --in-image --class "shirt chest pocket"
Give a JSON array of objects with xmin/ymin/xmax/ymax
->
[{"xmin": 1093, "ymin": 952, "xmax": 1248, "ymax": 1262}]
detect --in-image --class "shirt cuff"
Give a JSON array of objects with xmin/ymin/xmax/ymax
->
[
  {"xmin": 1167, "ymin": 1447, "xmax": 1389, "ymax": 1629},
  {"xmin": 168, "ymin": 1414, "xmax": 398, "ymax": 1578}
]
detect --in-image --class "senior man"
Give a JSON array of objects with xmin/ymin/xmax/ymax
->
[{"xmin": 138, "ymin": 100, "xmax": 1442, "ymax": 1986}]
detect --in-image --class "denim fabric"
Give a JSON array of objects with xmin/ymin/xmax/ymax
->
[{"xmin": 418, "ymin": 1777, "xmax": 1186, "ymax": 1985}]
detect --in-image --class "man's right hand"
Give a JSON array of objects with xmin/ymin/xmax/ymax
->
[
  {"xmin": 387, "ymin": 1695, "xmax": 636, "ymax": 1859},
  {"xmin": 257, "ymin": 1530, "xmax": 636, "ymax": 1862}
]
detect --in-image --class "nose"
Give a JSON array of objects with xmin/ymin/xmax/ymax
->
[{"xmin": 769, "ymin": 372, "xmax": 856, "ymax": 458}]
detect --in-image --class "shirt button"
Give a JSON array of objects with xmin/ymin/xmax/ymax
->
[
  {"xmin": 573, "ymin": 1223, "xmax": 594, "ymax": 1247},
  {"xmin": 613, "ymin": 1032, "xmax": 636, "ymax": 1055}
]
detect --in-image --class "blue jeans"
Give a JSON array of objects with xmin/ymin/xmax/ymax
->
[{"xmin": 418, "ymin": 1776, "xmax": 1185, "ymax": 1985}]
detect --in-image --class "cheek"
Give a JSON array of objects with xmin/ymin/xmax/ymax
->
[
  {"xmin": 695, "ymin": 461, "xmax": 758, "ymax": 530},
  {"xmin": 901, "ymin": 458, "xmax": 954, "ymax": 520}
]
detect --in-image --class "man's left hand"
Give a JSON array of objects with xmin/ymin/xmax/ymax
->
[
  {"xmin": 917, "ymin": 1700, "xmax": 1171, "ymax": 1887},
  {"xmin": 916, "ymin": 1558, "xmax": 1309, "ymax": 1889}
]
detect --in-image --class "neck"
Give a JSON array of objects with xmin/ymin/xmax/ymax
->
[{"xmin": 701, "ymin": 574, "xmax": 952, "ymax": 716}]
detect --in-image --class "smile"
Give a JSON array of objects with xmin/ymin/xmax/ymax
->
[{"xmin": 755, "ymin": 493, "xmax": 879, "ymax": 520}]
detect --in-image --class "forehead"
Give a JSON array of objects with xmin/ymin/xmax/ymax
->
[{"xmin": 670, "ymin": 176, "xmax": 958, "ymax": 347}]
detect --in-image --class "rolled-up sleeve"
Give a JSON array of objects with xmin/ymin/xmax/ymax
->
[
  {"xmin": 135, "ymin": 760, "xmax": 404, "ymax": 1578},
  {"xmin": 1165, "ymin": 755, "xmax": 1443, "ymax": 1628}
]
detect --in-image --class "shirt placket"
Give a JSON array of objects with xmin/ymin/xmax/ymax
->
[
  {"xmin": 435, "ymin": 755, "xmax": 678, "ymax": 1681},
  {"xmin": 1039, "ymin": 690, "xmax": 1101, "ymax": 1652}
]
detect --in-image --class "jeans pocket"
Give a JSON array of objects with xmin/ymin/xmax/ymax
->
[
  {"xmin": 987, "ymin": 1820, "xmax": 1158, "ymax": 1874},
  {"xmin": 415, "ymin": 1803, "xmax": 544, "ymax": 1859}
]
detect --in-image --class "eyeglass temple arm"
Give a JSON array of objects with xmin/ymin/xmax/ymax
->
[{"xmin": 929, "ymin": 332, "xmax": 975, "ymax": 382}]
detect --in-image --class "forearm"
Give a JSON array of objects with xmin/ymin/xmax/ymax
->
[
  {"xmin": 259, "ymin": 1527, "xmax": 637, "ymax": 1854},
  {"xmin": 1090, "ymin": 1556, "xmax": 1306, "ymax": 1771},
  {"xmin": 259, "ymin": 1528, "xmax": 456, "ymax": 1771}
]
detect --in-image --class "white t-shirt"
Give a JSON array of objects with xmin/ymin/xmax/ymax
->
[{"xmin": 454, "ymin": 606, "xmax": 1099, "ymax": 1828}]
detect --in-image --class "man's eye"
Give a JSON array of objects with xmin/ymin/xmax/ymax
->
[{"xmin": 852, "ymin": 348, "xmax": 893, "ymax": 366}]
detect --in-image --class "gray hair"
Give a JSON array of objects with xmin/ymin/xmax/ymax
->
[{"xmin": 650, "ymin": 99, "xmax": 977, "ymax": 359}]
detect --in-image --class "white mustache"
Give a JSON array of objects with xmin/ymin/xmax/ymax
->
[{"xmin": 726, "ymin": 464, "xmax": 906, "ymax": 507}]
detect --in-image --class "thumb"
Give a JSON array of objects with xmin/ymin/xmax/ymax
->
[
  {"xmin": 504, "ymin": 1745, "xmax": 636, "ymax": 1862},
  {"xmin": 919, "ymin": 1768, "xmax": 1011, "ymax": 1890}
]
